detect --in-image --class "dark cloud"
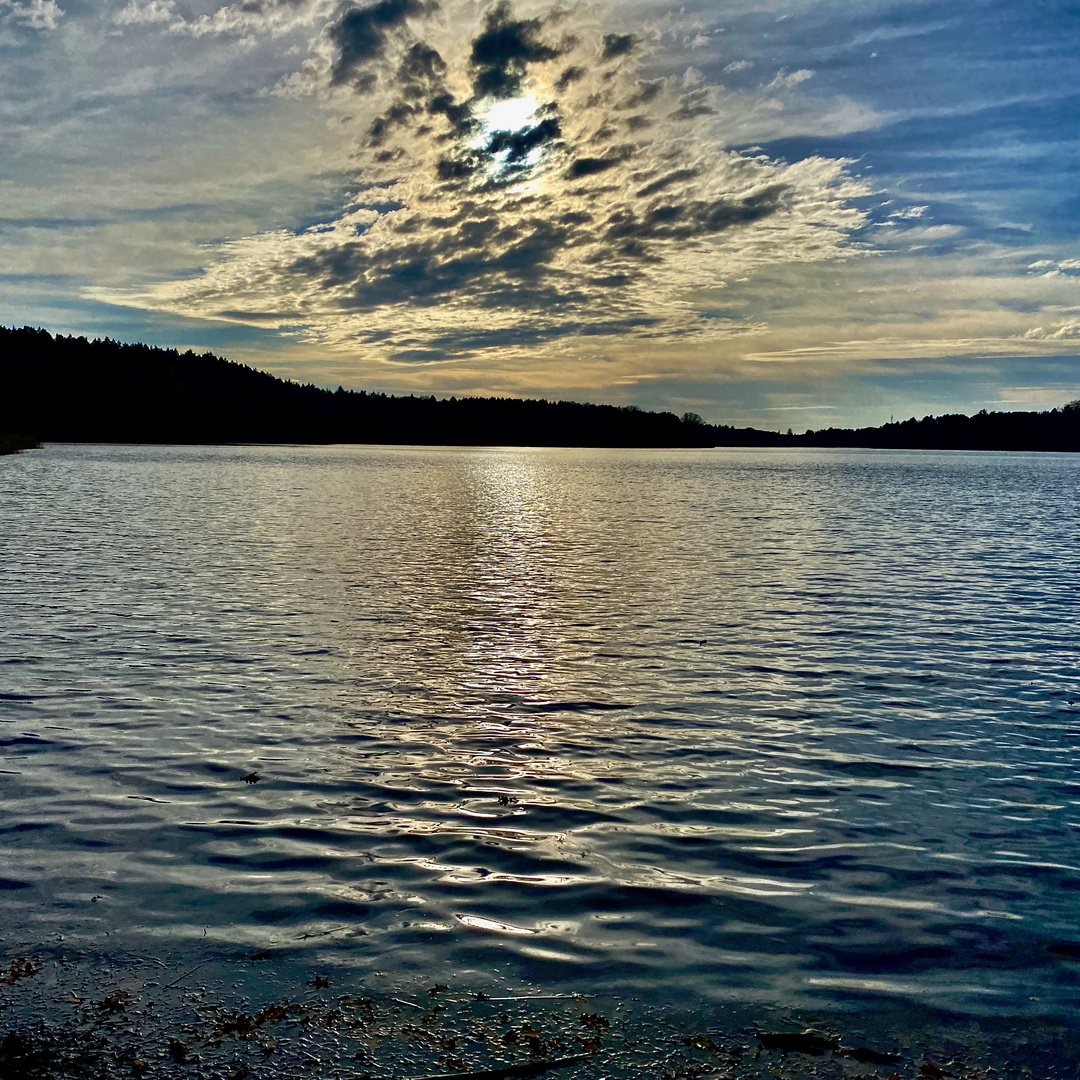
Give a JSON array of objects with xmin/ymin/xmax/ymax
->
[
  {"xmin": 604, "ymin": 184, "xmax": 789, "ymax": 245},
  {"xmin": 486, "ymin": 116, "xmax": 561, "ymax": 165},
  {"xmin": 566, "ymin": 144, "xmax": 634, "ymax": 179},
  {"xmin": 670, "ymin": 90, "xmax": 715, "ymax": 121},
  {"xmin": 329, "ymin": 0, "xmax": 435, "ymax": 89},
  {"xmin": 138, "ymin": 1, "xmax": 869, "ymax": 361},
  {"xmin": 554, "ymin": 65, "xmax": 584, "ymax": 91},
  {"xmin": 397, "ymin": 41, "xmax": 446, "ymax": 99},
  {"xmin": 427, "ymin": 92, "xmax": 474, "ymax": 136},
  {"xmin": 360, "ymin": 39, "xmax": 466, "ymax": 149},
  {"xmin": 355, "ymin": 5, "xmax": 572, "ymax": 185},
  {"xmin": 435, "ymin": 154, "xmax": 479, "ymax": 182},
  {"xmin": 368, "ymin": 100, "xmax": 418, "ymax": 144},
  {"xmin": 621, "ymin": 78, "xmax": 662, "ymax": 109},
  {"xmin": 215, "ymin": 309, "xmax": 304, "ymax": 320},
  {"xmin": 566, "ymin": 156, "xmax": 620, "ymax": 178},
  {"xmin": 469, "ymin": 1, "xmax": 565, "ymax": 99},
  {"xmin": 636, "ymin": 168, "xmax": 698, "ymax": 198},
  {"xmin": 287, "ymin": 211, "xmax": 582, "ymax": 313},
  {"xmin": 299, "ymin": 8, "xmax": 796, "ymax": 332},
  {"xmin": 384, "ymin": 315, "xmax": 660, "ymax": 361},
  {"xmin": 601, "ymin": 32, "xmax": 638, "ymax": 61}
]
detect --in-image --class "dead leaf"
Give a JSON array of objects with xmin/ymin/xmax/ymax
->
[
  {"xmin": 96, "ymin": 991, "xmax": 131, "ymax": 1013},
  {"xmin": 0, "ymin": 957, "xmax": 40, "ymax": 985},
  {"xmin": 919, "ymin": 1061, "xmax": 954, "ymax": 1079}
]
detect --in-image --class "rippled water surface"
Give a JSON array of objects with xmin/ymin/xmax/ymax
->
[{"xmin": 2, "ymin": 444, "xmax": 1079, "ymax": 1020}]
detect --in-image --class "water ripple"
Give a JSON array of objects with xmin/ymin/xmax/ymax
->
[{"xmin": 1, "ymin": 444, "xmax": 1078, "ymax": 1016}]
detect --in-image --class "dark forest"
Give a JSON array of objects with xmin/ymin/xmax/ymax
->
[{"xmin": 2, "ymin": 326, "xmax": 1078, "ymax": 450}]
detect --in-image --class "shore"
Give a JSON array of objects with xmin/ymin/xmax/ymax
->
[{"xmin": 3, "ymin": 948, "xmax": 1079, "ymax": 1080}]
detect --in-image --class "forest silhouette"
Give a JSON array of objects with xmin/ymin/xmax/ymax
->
[{"xmin": 2, "ymin": 326, "xmax": 1078, "ymax": 451}]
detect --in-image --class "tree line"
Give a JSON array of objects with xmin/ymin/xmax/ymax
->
[
  {"xmin": 2, "ymin": 326, "xmax": 1077, "ymax": 450},
  {"xmin": 0, "ymin": 327, "xmax": 743, "ymax": 447}
]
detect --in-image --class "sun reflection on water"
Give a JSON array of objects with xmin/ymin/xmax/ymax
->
[{"xmin": 5, "ymin": 445, "xmax": 1078, "ymax": 1012}]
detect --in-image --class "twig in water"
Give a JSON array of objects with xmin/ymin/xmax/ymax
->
[
  {"xmin": 392, "ymin": 997, "xmax": 426, "ymax": 1010},
  {"xmin": 482, "ymin": 994, "xmax": 587, "ymax": 1002},
  {"xmin": 295, "ymin": 925, "xmax": 348, "ymax": 941},
  {"xmin": 160, "ymin": 958, "xmax": 213, "ymax": 990},
  {"xmin": 406, "ymin": 1053, "xmax": 594, "ymax": 1080},
  {"xmin": 126, "ymin": 953, "xmax": 168, "ymax": 969}
]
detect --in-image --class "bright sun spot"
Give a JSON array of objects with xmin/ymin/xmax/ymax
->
[
  {"xmin": 470, "ymin": 95, "xmax": 546, "ymax": 182},
  {"xmin": 479, "ymin": 95, "xmax": 538, "ymax": 136}
]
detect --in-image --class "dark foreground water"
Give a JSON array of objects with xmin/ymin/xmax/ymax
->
[{"xmin": 1, "ymin": 444, "xmax": 1079, "ymax": 1065}]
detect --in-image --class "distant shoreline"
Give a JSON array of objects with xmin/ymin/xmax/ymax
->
[
  {"xmin": 4, "ymin": 326, "xmax": 1079, "ymax": 452},
  {"xmin": 0, "ymin": 433, "xmax": 40, "ymax": 455},
  {"xmin": 19, "ymin": 440, "xmax": 1080, "ymax": 455}
]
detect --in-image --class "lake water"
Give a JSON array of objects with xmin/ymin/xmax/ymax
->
[{"xmin": 2, "ymin": 443, "xmax": 1079, "ymax": 1034}]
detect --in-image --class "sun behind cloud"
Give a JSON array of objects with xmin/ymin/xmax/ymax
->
[{"xmin": 93, "ymin": 0, "xmax": 870, "ymax": 367}]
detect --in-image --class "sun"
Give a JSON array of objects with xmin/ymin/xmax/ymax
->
[
  {"xmin": 476, "ymin": 95, "xmax": 538, "ymax": 138},
  {"xmin": 467, "ymin": 94, "xmax": 554, "ymax": 186}
]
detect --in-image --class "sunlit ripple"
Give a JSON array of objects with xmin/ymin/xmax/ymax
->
[{"xmin": 1, "ymin": 444, "xmax": 1078, "ymax": 1016}]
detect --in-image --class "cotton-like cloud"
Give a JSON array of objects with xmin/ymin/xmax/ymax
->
[
  {"xmin": 113, "ymin": 0, "xmax": 175, "ymax": 25},
  {"xmin": 0, "ymin": 0, "xmax": 62, "ymax": 40},
  {"xmin": 1028, "ymin": 258, "xmax": 1080, "ymax": 278},
  {"xmin": 113, "ymin": 0, "xmax": 338, "ymax": 41},
  {"xmin": 1023, "ymin": 320, "xmax": 1080, "ymax": 341},
  {"xmin": 91, "ymin": 0, "xmax": 870, "ymax": 365}
]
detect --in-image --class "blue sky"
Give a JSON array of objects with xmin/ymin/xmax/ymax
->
[{"xmin": 2, "ymin": 0, "xmax": 1078, "ymax": 428}]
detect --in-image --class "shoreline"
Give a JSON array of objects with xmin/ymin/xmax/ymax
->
[{"xmin": 4, "ymin": 947, "xmax": 1080, "ymax": 1080}]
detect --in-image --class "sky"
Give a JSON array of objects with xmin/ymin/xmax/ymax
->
[{"xmin": 2, "ymin": 0, "xmax": 1079, "ymax": 429}]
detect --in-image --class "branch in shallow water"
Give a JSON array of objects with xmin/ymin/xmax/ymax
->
[{"xmin": 406, "ymin": 1052, "xmax": 595, "ymax": 1080}]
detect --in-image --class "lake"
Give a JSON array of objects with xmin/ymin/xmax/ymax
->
[{"xmin": 2, "ymin": 443, "xmax": 1079, "ymax": 1059}]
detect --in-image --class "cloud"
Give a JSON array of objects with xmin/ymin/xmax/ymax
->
[
  {"xmin": 890, "ymin": 205, "xmax": 927, "ymax": 220},
  {"xmin": 329, "ymin": 0, "xmax": 435, "ymax": 88},
  {"xmin": 112, "ymin": 0, "xmax": 340, "ymax": 41},
  {"xmin": 1022, "ymin": 320, "xmax": 1080, "ymax": 341},
  {"xmin": 0, "ymin": 0, "xmax": 62, "ymax": 40},
  {"xmin": 90, "ymin": 0, "xmax": 871, "ymax": 365},
  {"xmin": 601, "ymin": 32, "xmax": 638, "ymax": 61},
  {"xmin": 765, "ymin": 68, "xmax": 814, "ymax": 91},
  {"xmin": 469, "ymin": 1, "xmax": 566, "ymax": 98},
  {"xmin": 113, "ymin": 0, "xmax": 175, "ymax": 25},
  {"xmin": 1028, "ymin": 257, "xmax": 1080, "ymax": 278}
]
